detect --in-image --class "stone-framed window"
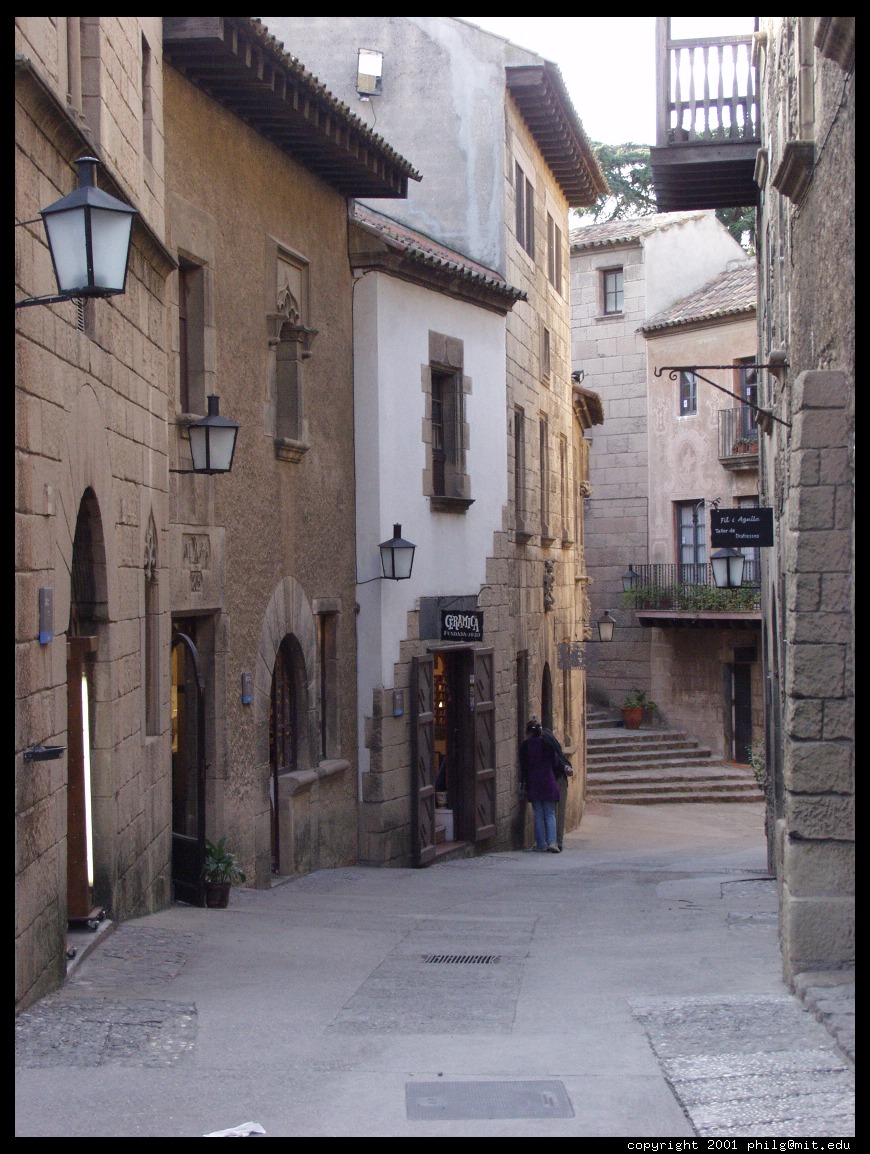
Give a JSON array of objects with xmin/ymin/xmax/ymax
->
[
  {"xmin": 178, "ymin": 256, "xmax": 209, "ymax": 415},
  {"xmin": 268, "ymin": 245, "xmax": 317, "ymax": 463},
  {"xmin": 602, "ymin": 266, "xmax": 624, "ymax": 315},
  {"xmin": 547, "ymin": 212, "xmax": 563, "ymax": 293},
  {"xmin": 143, "ymin": 512, "xmax": 160, "ymax": 736},
  {"xmin": 315, "ymin": 602, "xmax": 340, "ymax": 761},
  {"xmin": 540, "ymin": 415, "xmax": 554, "ymax": 544},
  {"xmin": 514, "ymin": 406, "xmax": 530, "ymax": 542},
  {"xmin": 423, "ymin": 331, "xmax": 472, "ymax": 512},
  {"xmin": 515, "ymin": 159, "xmax": 535, "ymax": 258}
]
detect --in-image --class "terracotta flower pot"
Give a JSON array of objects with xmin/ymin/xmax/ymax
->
[
  {"xmin": 205, "ymin": 881, "xmax": 231, "ymax": 908},
  {"xmin": 622, "ymin": 707, "xmax": 643, "ymax": 730}
]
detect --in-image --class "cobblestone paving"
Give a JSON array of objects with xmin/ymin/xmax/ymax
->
[
  {"xmin": 631, "ymin": 994, "xmax": 855, "ymax": 1139},
  {"xmin": 16, "ymin": 924, "xmax": 201, "ymax": 1069}
]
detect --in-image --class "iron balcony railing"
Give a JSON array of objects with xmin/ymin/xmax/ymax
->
[
  {"xmin": 718, "ymin": 407, "xmax": 759, "ymax": 459},
  {"xmin": 623, "ymin": 562, "xmax": 761, "ymax": 612}
]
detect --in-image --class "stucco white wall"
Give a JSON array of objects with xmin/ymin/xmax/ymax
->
[
  {"xmin": 260, "ymin": 16, "xmax": 543, "ymax": 275},
  {"xmin": 644, "ymin": 215, "xmax": 748, "ymax": 318},
  {"xmin": 353, "ymin": 271, "xmax": 507, "ymax": 773}
]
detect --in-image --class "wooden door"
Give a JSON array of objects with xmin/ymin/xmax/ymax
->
[
  {"xmin": 66, "ymin": 635, "xmax": 96, "ymax": 919},
  {"xmin": 411, "ymin": 654, "xmax": 436, "ymax": 866},
  {"xmin": 472, "ymin": 648, "xmax": 496, "ymax": 842},
  {"xmin": 171, "ymin": 630, "xmax": 206, "ymax": 906}
]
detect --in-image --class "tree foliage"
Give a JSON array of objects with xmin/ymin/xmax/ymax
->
[
  {"xmin": 574, "ymin": 142, "xmax": 657, "ymax": 223},
  {"xmin": 574, "ymin": 142, "xmax": 756, "ymax": 251}
]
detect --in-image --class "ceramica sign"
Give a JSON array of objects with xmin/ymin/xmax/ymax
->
[
  {"xmin": 710, "ymin": 507, "xmax": 774, "ymax": 548},
  {"xmin": 440, "ymin": 610, "xmax": 483, "ymax": 642}
]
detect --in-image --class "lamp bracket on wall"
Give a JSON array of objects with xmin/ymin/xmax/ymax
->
[{"xmin": 653, "ymin": 363, "xmax": 791, "ymax": 429}]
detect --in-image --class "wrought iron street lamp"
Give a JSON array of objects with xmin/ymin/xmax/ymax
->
[{"xmin": 16, "ymin": 155, "xmax": 137, "ymax": 308}]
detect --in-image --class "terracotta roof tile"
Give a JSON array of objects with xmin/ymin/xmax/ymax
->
[
  {"xmin": 351, "ymin": 203, "xmax": 526, "ymax": 304},
  {"xmin": 569, "ymin": 210, "xmax": 711, "ymax": 250},
  {"xmin": 640, "ymin": 263, "xmax": 756, "ymax": 332}
]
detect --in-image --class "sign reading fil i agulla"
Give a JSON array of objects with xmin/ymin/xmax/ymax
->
[{"xmin": 710, "ymin": 507, "xmax": 774, "ymax": 548}]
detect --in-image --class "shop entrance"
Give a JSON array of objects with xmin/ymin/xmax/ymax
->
[{"xmin": 411, "ymin": 647, "xmax": 496, "ymax": 866}]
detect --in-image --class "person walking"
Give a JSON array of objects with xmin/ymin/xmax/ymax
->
[{"xmin": 519, "ymin": 719, "xmax": 562, "ymax": 853}]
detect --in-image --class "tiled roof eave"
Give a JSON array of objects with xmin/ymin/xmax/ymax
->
[
  {"xmin": 640, "ymin": 305, "xmax": 756, "ymax": 334},
  {"xmin": 163, "ymin": 17, "xmax": 421, "ymax": 198},
  {"xmin": 506, "ymin": 64, "xmax": 608, "ymax": 208}
]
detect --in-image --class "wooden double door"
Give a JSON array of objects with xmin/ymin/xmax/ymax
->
[{"xmin": 411, "ymin": 647, "xmax": 496, "ymax": 866}]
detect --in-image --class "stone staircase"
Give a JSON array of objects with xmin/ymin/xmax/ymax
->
[{"xmin": 585, "ymin": 709, "xmax": 763, "ymax": 804}]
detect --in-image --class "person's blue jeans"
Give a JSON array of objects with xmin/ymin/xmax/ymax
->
[{"xmin": 531, "ymin": 799, "xmax": 557, "ymax": 849}]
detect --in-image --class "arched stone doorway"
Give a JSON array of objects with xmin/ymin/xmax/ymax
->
[
  {"xmin": 269, "ymin": 633, "xmax": 307, "ymax": 874},
  {"xmin": 66, "ymin": 488, "xmax": 109, "ymax": 926}
]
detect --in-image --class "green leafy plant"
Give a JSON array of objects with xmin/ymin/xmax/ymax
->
[
  {"xmin": 746, "ymin": 746, "xmax": 766, "ymax": 785},
  {"xmin": 203, "ymin": 836, "xmax": 246, "ymax": 885},
  {"xmin": 623, "ymin": 688, "xmax": 656, "ymax": 711}
]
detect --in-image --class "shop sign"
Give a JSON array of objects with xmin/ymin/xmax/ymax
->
[
  {"xmin": 440, "ymin": 610, "xmax": 483, "ymax": 642},
  {"xmin": 711, "ymin": 507, "xmax": 774, "ymax": 548}
]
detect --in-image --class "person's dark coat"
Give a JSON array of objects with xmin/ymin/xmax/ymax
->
[{"xmin": 519, "ymin": 734, "xmax": 560, "ymax": 803}]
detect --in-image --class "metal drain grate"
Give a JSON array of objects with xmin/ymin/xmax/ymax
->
[{"xmin": 423, "ymin": 954, "xmax": 500, "ymax": 965}]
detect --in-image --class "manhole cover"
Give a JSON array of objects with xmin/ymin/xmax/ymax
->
[{"xmin": 406, "ymin": 1080, "xmax": 574, "ymax": 1120}]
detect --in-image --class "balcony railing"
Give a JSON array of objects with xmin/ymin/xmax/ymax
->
[
  {"xmin": 656, "ymin": 28, "xmax": 758, "ymax": 146},
  {"xmin": 718, "ymin": 407, "xmax": 759, "ymax": 464},
  {"xmin": 650, "ymin": 18, "xmax": 760, "ymax": 211},
  {"xmin": 623, "ymin": 563, "xmax": 761, "ymax": 613}
]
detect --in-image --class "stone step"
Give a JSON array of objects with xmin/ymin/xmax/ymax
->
[
  {"xmin": 588, "ymin": 788, "xmax": 763, "ymax": 805},
  {"xmin": 588, "ymin": 764, "xmax": 758, "ymax": 786},
  {"xmin": 582, "ymin": 722, "xmax": 761, "ymax": 804},
  {"xmin": 587, "ymin": 729, "xmax": 696, "ymax": 746},
  {"xmin": 586, "ymin": 752, "xmax": 715, "ymax": 770}
]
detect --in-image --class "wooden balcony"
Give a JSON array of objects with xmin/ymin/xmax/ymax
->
[{"xmin": 650, "ymin": 18, "xmax": 760, "ymax": 211}]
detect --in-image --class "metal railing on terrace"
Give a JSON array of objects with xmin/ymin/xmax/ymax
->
[
  {"xmin": 718, "ymin": 407, "xmax": 759, "ymax": 459},
  {"xmin": 623, "ymin": 563, "xmax": 761, "ymax": 613}
]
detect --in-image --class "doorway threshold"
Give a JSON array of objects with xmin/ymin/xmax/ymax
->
[{"xmin": 431, "ymin": 839, "xmax": 474, "ymax": 865}]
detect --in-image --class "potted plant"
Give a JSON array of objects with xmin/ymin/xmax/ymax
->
[
  {"xmin": 203, "ymin": 836, "xmax": 246, "ymax": 908},
  {"xmin": 622, "ymin": 688, "xmax": 656, "ymax": 730}
]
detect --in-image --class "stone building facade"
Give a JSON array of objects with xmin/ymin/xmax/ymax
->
[
  {"xmin": 570, "ymin": 212, "xmax": 756, "ymax": 729},
  {"xmin": 648, "ymin": 16, "xmax": 854, "ymax": 982},
  {"xmin": 16, "ymin": 17, "xmax": 175, "ymax": 1011},
  {"xmin": 637, "ymin": 264, "xmax": 764, "ymax": 762},
  {"xmin": 261, "ymin": 17, "xmax": 607, "ymax": 863},
  {"xmin": 15, "ymin": 15, "xmax": 417, "ymax": 1011},
  {"xmin": 753, "ymin": 17, "xmax": 854, "ymax": 979}
]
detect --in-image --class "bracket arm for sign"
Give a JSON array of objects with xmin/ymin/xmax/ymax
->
[{"xmin": 653, "ymin": 364, "xmax": 792, "ymax": 429}]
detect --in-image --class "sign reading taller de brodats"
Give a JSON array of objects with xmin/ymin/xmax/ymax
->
[
  {"xmin": 440, "ymin": 610, "xmax": 483, "ymax": 642},
  {"xmin": 710, "ymin": 507, "xmax": 774, "ymax": 548}
]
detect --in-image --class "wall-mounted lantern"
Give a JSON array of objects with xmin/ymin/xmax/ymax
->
[
  {"xmin": 597, "ymin": 610, "xmax": 617, "ymax": 642},
  {"xmin": 379, "ymin": 524, "xmax": 416, "ymax": 581},
  {"xmin": 172, "ymin": 395, "xmax": 240, "ymax": 475},
  {"xmin": 622, "ymin": 566, "xmax": 641, "ymax": 592},
  {"xmin": 16, "ymin": 155, "xmax": 137, "ymax": 309}
]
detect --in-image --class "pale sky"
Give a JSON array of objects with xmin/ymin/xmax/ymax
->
[{"xmin": 460, "ymin": 17, "xmax": 756, "ymax": 147}]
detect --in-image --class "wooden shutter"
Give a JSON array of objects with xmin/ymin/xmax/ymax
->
[
  {"xmin": 473, "ymin": 647, "xmax": 496, "ymax": 841},
  {"xmin": 411, "ymin": 654, "xmax": 436, "ymax": 866}
]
